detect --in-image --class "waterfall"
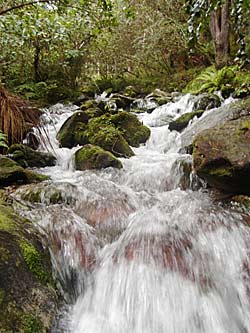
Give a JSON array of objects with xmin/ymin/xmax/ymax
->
[{"xmin": 14, "ymin": 95, "xmax": 250, "ymax": 333}]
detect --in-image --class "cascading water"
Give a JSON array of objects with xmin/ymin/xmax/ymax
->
[{"xmin": 14, "ymin": 95, "xmax": 250, "ymax": 333}]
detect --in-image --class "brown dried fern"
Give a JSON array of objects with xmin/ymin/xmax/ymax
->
[{"xmin": 0, "ymin": 86, "xmax": 41, "ymax": 145}]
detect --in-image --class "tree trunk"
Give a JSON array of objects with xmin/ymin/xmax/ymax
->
[{"xmin": 209, "ymin": 0, "xmax": 231, "ymax": 68}]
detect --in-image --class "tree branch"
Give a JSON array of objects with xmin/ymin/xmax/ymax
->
[{"xmin": 0, "ymin": 0, "xmax": 58, "ymax": 16}]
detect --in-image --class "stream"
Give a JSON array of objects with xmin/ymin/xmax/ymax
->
[{"xmin": 14, "ymin": 94, "xmax": 250, "ymax": 332}]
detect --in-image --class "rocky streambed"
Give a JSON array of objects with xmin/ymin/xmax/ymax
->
[{"xmin": 1, "ymin": 90, "xmax": 250, "ymax": 332}]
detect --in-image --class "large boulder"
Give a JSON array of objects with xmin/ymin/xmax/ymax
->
[
  {"xmin": 8, "ymin": 144, "xmax": 56, "ymax": 168},
  {"xmin": 56, "ymin": 111, "xmax": 89, "ymax": 148},
  {"xmin": 169, "ymin": 110, "xmax": 204, "ymax": 132},
  {"xmin": 181, "ymin": 98, "xmax": 250, "ymax": 149},
  {"xmin": 0, "ymin": 157, "xmax": 48, "ymax": 187},
  {"xmin": 193, "ymin": 116, "xmax": 250, "ymax": 194},
  {"xmin": 110, "ymin": 111, "xmax": 150, "ymax": 147},
  {"xmin": 75, "ymin": 144, "xmax": 122, "ymax": 170},
  {"xmin": 86, "ymin": 116, "xmax": 134, "ymax": 158},
  {"xmin": 0, "ymin": 194, "xmax": 59, "ymax": 333},
  {"xmin": 193, "ymin": 93, "xmax": 221, "ymax": 111}
]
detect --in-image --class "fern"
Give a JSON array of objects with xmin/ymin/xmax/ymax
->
[
  {"xmin": 185, "ymin": 66, "xmax": 238, "ymax": 94},
  {"xmin": 0, "ymin": 131, "xmax": 8, "ymax": 149}
]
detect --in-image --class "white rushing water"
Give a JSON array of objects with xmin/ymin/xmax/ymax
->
[{"xmin": 15, "ymin": 95, "xmax": 250, "ymax": 333}]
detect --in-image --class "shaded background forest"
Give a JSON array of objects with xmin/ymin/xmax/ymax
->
[{"xmin": 0, "ymin": 0, "xmax": 249, "ymax": 104}]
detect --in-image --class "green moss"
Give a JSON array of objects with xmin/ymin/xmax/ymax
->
[
  {"xmin": 239, "ymin": 120, "xmax": 250, "ymax": 132},
  {"xmin": 208, "ymin": 167, "xmax": 232, "ymax": 177},
  {"xmin": 75, "ymin": 144, "xmax": 122, "ymax": 170},
  {"xmin": 24, "ymin": 170, "xmax": 50, "ymax": 183},
  {"xmin": 87, "ymin": 116, "xmax": 134, "ymax": 157},
  {"xmin": 19, "ymin": 242, "xmax": 49, "ymax": 284},
  {"xmin": 169, "ymin": 110, "xmax": 204, "ymax": 132},
  {"xmin": 0, "ymin": 205, "xmax": 16, "ymax": 232},
  {"xmin": 56, "ymin": 111, "xmax": 89, "ymax": 148},
  {"xmin": 22, "ymin": 314, "xmax": 43, "ymax": 333},
  {"xmin": 0, "ymin": 289, "xmax": 5, "ymax": 306},
  {"xmin": 0, "ymin": 245, "xmax": 10, "ymax": 264},
  {"xmin": 21, "ymin": 189, "xmax": 43, "ymax": 203},
  {"xmin": 110, "ymin": 111, "xmax": 150, "ymax": 147}
]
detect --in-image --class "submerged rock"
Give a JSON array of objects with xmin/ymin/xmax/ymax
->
[
  {"xmin": 0, "ymin": 157, "xmax": 48, "ymax": 187},
  {"xmin": 193, "ymin": 93, "xmax": 221, "ymax": 111},
  {"xmin": 8, "ymin": 144, "xmax": 56, "ymax": 168},
  {"xmin": 193, "ymin": 116, "xmax": 250, "ymax": 194},
  {"xmin": 110, "ymin": 111, "xmax": 150, "ymax": 147},
  {"xmin": 0, "ymin": 194, "xmax": 59, "ymax": 333},
  {"xmin": 169, "ymin": 110, "xmax": 204, "ymax": 132},
  {"xmin": 75, "ymin": 144, "xmax": 122, "ymax": 170},
  {"xmin": 16, "ymin": 182, "xmax": 77, "ymax": 205}
]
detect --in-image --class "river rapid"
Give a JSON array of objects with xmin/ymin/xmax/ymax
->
[{"xmin": 14, "ymin": 94, "xmax": 250, "ymax": 333}]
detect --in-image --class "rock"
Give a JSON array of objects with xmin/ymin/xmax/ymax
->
[
  {"xmin": 0, "ymin": 157, "xmax": 49, "ymax": 187},
  {"xmin": 80, "ymin": 100, "xmax": 106, "ymax": 113},
  {"xmin": 122, "ymin": 85, "xmax": 138, "ymax": 98},
  {"xmin": 181, "ymin": 98, "xmax": 250, "ymax": 149},
  {"xmin": 25, "ymin": 131, "xmax": 40, "ymax": 150},
  {"xmin": 0, "ymin": 157, "xmax": 28, "ymax": 187},
  {"xmin": 86, "ymin": 116, "xmax": 134, "ymax": 158},
  {"xmin": 73, "ymin": 94, "xmax": 89, "ymax": 106},
  {"xmin": 155, "ymin": 96, "xmax": 172, "ymax": 106},
  {"xmin": 16, "ymin": 182, "xmax": 77, "ymax": 205},
  {"xmin": 8, "ymin": 144, "xmax": 56, "ymax": 168},
  {"xmin": 169, "ymin": 110, "xmax": 204, "ymax": 132},
  {"xmin": 110, "ymin": 93, "xmax": 135, "ymax": 110},
  {"xmin": 193, "ymin": 93, "xmax": 221, "ymax": 111},
  {"xmin": 56, "ymin": 111, "xmax": 89, "ymax": 148},
  {"xmin": 110, "ymin": 111, "xmax": 150, "ymax": 147},
  {"xmin": 147, "ymin": 88, "xmax": 170, "ymax": 99},
  {"xmin": 0, "ymin": 195, "xmax": 59, "ymax": 333},
  {"xmin": 233, "ymin": 83, "xmax": 250, "ymax": 99},
  {"xmin": 231, "ymin": 195, "xmax": 250, "ymax": 209},
  {"xmin": 75, "ymin": 145, "xmax": 122, "ymax": 170},
  {"xmin": 84, "ymin": 107, "xmax": 105, "ymax": 119},
  {"xmin": 193, "ymin": 116, "xmax": 250, "ymax": 194}
]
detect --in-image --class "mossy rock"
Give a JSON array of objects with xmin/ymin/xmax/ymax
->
[
  {"xmin": 8, "ymin": 144, "xmax": 56, "ymax": 168},
  {"xmin": 75, "ymin": 144, "xmax": 122, "ymax": 170},
  {"xmin": 155, "ymin": 96, "xmax": 172, "ymax": 106},
  {"xmin": 86, "ymin": 116, "xmax": 134, "ymax": 158},
  {"xmin": 110, "ymin": 111, "xmax": 151, "ymax": 147},
  {"xmin": 16, "ymin": 182, "xmax": 76, "ymax": 205},
  {"xmin": 122, "ymin": 85, "xmax": 138, "ymax": 98},
  {"xmin": 193, "ymin": 116, "xmax": 250, "ymax": 194},
  {"xmin": 84, "ymin": 107, "xmax": 105, "ymax": 119},
  {"xmin": 232, "ymin": 195, "xmax": 250, "ymax": 209},
  {"xmin": 0, "ymin": 198, "xmax": 58, "ymax": 333},
  {"xmin": 110, "ymin": 93, "xmax": 134, "ymax": 110},
  {"xmin": 56, "ymin": 111, "xmax": 89, "ymax": 148},
  {"xmin": 233, "ymin": 83, "xmax": 250, "ymax": 99},
  {"xmin": 0, "ymin": 157, "xmax": 28, "ymax": 187},
  {"xmin": 0, "ymin": 157, "xmax": 48, "ymax": 188},
  {"xmin": 169, "ymin": 110, "xmax": 204, "ymax": 132},
  {"xmin": 193, "ymin": 93, "xmax": 221, "ymax": 111},
  {"xmin": 80, "ymin": 100, "xmax": 106, "ymax": 113}
]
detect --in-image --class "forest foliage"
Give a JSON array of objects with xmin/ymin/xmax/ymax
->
[{"xmin": 0, "ymin": 0, "xmax": 249, "ymax": 101}]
